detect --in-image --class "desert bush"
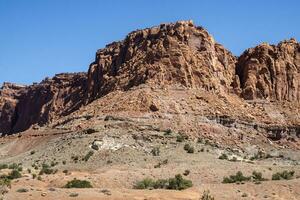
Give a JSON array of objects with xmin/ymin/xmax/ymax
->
[
  {"xmin": 0, "ymin": 164, "xmax": 8, "ymax": 170},
  {"xmin": 16, "ymin": 188, "xmax": 28, "ymax": 193},
  {"xmin": 30, "ymin": 150, "xmax": 35, "ymax": 155},
  {"xmin": 272, "ymin": 170, "xmax": 294, "ymax": 180},
  {"xmin": 230, "ymin": 157, "xmax": 237, "ymax": 162},
  {"xmin": 71, "ymin": 155, "xmax": 79, "ymax": 163},
  {"xmin": 62, "ymin": 160, "xmax": 66, "ymax": 165},
  {"xmin": 218, "ymin": 153, "xmax": 228, "ymax": 160},
  {"xmin": 176, "ymin": 135, "xmax": 185, "ymax": 142},
  {"xmin": 184, "ymin": 144, "xmax": 194, "ymax": 153},
  {"xmin": 83, "ymin": 151, "xmax": 94, "ymax": 162},
  {"xmin": 8, "ymin": 163, "xmax": 18, "ymax": 170},
  {"xmin": 134, "ymin": 174, "xmax": 192, "ymax": 190},
  {"xmin": 164, "ymin": 129, "xmax": 172, "ymax": 136},
  {"xmin": 167, "ymin": 174, "xmax": 192, "ymax": 190},
  {"xmin": 37, "ymin": 176, "xmax": 42, "ymax": 181},
  {"xmin": 85, "ymin": 128, "xmax": 97, "ymax": 134},
  {"xmin": 64, "ymin": 179, "xmax": 93, "ymax": 188},
  {"xmin": 134, "ymin": 178, "xmax": 155, "ymax": 189},
  {"xmin": 151, "ymin": 147, "xmax": 160, "ymax": 156},
  {"xmin": 69, "ymin": 193, "xmax": 79, "ymax": 197},
  {"xmin": 0, "ymin": 177, "xmax": 11, "ymax": 187},
  {"xmin": 39, "ymin": 164, "xmax": 55, "ymax": 175},
  {"xmin": 183, "ymin": 170, "xmax": 190, "ymax": 176},
  {"xmin": 8, "ymin": 170, "xmax": 22, "ymax": 179},
  {"xmin": 222, "ymin": 171, "xmax": 251, "ymax": 183},
  {"xmin": 51, "ymin": 161, "xmax": 58, "ymax": 167},
  {"xmin": 252, "ymin": 171, "xmax": 267, "ymax": 181},
  {"xmin": 32, "ymin": 174, "xmax": 37, "ymax": 179},
  {"xmin": 200, "ymin": 190, "xmax": 215, "ymax": 200}
]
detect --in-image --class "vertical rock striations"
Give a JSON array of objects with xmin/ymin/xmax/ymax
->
[
  {"xmin": 237, "ymin": 38, "xmax": 300, "ymax": 101},
  {"xmin": 86, "ymin": 20, "xmax": 237, "ymax": 101},
  {"xmin": 0, "ymin": 21, "xmax": 299, "ymax": 134}
]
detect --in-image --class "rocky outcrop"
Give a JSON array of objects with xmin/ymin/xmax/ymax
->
[
  {"xmin": 0, "ymin": 73, "xmax": 87, "ymax": 134},
  {"xmin": 237, "ymin": 39, "xmax": 300, "ymax": 101},
  {"xmin": 0, "ymin": 83, "xmax": 25, "ymax": 134},
  {"xmin": 0, "ymin": 20, "xmax": 299, "ymax": 135},
  {"xmin": 87, "ymin": 20, "xmax": 237, "ymax": 101}
]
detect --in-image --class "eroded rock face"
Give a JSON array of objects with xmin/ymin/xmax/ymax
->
[
  {"xmin": 237, "ymin": 39, "xmax": 300, "ymax": 101},
  {"xmin": 87, "ymin": 20, "xmax": 237, "ymax": 101},
  {"xmin": 0, "ymin": 83, "xmax": 25, "ymax": 134},
  {"xmin": 0, "ymin": 21, "xmax": 299, "ymax": 135},
  {"xmin": 0, "ymin": 73, "xmax": 87, "ymax": 134}
]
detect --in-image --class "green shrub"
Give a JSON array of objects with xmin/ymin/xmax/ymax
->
[
  {"xmin": 64, "ymin": 179, "xmax": 93, "ymax": 188},
  {"xmin": 134, "ymin": 174, "xmax": 192, "ymax": 190},
  {"xmin": 8, "ymin": 163, "xmax": 18, "ymax": 170},
  {"xmin": 167, "ymin": 174, "xmax": 192, "ymax": 190},
  {"xmin": 0, "ymin": 164, "xmax": 8, "ymax": 170},
  {"xmin": 39, "ymin": 164, "xmax": 55, "ymax": 175},
  {"xmin": 272, "ymin": 170, "xmax": 294, "ymax": 180},
  {"xmin": 0, "ymin": 177, "xmax": 11, "ymax": 187},
  {"xmin": 134, "ymin": 178, "xmax": 155, "ymax": 189},
  {"xmin": 218, "ymin": 153, "xmax": 228, "ymax": 160},
  {"xmin": 83, "ymin": 151, "xmax": 94, "ymax": 162},
  {"xmin": 153, "ymin": 179, "xmax": 168, "ymax": 189},
  {"xmin": 222, "ymin": 171, "xmax": 251, "ymax": 183},
  {"xmin": 8, "ymin": 170, "xmax": 22, "ymax": 179},
  {"xmin": 252, "ymin": 171, "xmax": 267, "ymax": 181},
  {"xmin": 37, "ymin": 176, "xmax": 42, "ymax": 181},
  {"xmin": 201, "ymin": 190, "xmax": 215, "ymax": 200}
]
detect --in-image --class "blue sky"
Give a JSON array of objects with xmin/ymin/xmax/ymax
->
[{"xmin": 0, "ymin": 0, "xmax": 299, "ymax": 85}]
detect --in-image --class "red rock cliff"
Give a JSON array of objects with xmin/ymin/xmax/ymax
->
[{"xmin": 237, "ymin": 39, "xmax": 300, "ymax": 101}]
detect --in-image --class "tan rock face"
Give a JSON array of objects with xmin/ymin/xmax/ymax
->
[
  {"xmin": 0, "ymin": 73, "xmax": 87, "ymax": 134},
  {"xmin": 237, "ymin": 39, "xmax": 300, "ymax": 101},
  {"xmin": 86, "ymin": 20, "xmax": 237, "ymax": 101}
]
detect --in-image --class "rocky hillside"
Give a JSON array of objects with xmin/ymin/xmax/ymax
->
[{"xmin": 0, "ymin": 20, "xmax": 299, "ymax": 135}]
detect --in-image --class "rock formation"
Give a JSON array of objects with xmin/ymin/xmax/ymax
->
[
  {"xmin": 0, "ymin": 73, "xmax": 87, "ymax": 134},
  {"xmin": 237, "ymin": 38, "xmax": 300, "ymax": 101},
  {"xmin": 0, "ymin": 20, "xmax": 299, "ymax": 134},
  {"xmin": 87, "ymin": 20, "xmax": 237, "ymax": 101}
]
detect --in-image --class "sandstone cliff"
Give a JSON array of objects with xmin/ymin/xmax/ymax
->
[
  {"xmin": 0, "ymin": 20, "xmax": 299, "ymax": 134},
  {"xmin": 0, "ymin": 73, "xmax": 87, "ymax": 134},
  {"xmin": 87, "ymin": 20, "xmax": 237, "ymax": 101},
  {"xmin": 237, "ymin": 38, "xmax": 300, "ymax": 101}
]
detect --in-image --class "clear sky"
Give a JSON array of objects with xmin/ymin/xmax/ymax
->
[{"xmin": 0, "ymin": 0, "xmax": 299, "ymax": 85}]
